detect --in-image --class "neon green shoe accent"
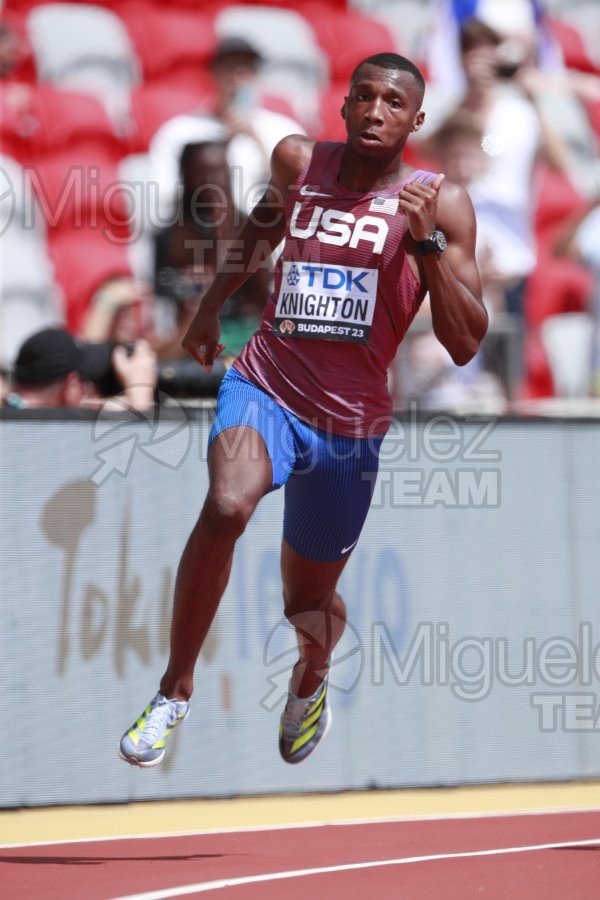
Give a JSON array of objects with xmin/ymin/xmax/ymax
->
[
  {"xmin": 279, "ymin": 679, "xmax": 331, "ymax": 765},
  {"xmin": 119, "ymin": 693, "xmax": 190, "ymax": 768}
]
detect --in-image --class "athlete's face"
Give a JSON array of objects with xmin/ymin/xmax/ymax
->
[{"xmin": 343, "ymin": 65, "xmax": 425, "ymax": 156}]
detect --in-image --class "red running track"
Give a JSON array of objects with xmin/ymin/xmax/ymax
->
[{"xmin": 1, "ymin": 811, "xmax": 599, "ymax": 899}]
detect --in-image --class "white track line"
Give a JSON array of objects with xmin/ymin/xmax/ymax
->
[
  {"xmin": 1, "ymin": 805, "xmax": 600, "ymax": 850},
  {"xmin": 108, "ymin": 838, "xmax": 600, "ymax": 899}
]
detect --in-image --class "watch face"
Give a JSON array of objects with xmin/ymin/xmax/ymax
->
[
  {"xmin": 433, "ymin": 230, "xmax": 448, "ymax": 251},
  {"xmin": 417, "ymin": 231, "xmax": 448, "ymax": 255}
]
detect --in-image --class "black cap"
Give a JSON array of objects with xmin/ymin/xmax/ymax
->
[
  {"xmin": 211, "ymin": 36, "xmax": 262, "ymax": 66},
  {"xmin": 13, "ymin": 328, "xmax": 113, "ymax": 385}
]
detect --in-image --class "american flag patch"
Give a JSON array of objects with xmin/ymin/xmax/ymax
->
[{"xmin": 369, "ymin": 197, "xmax": 399, "ymax": 215}]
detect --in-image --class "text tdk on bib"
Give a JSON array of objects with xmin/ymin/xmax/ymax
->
[{"xmin": 272, "ymin": 261, "xmax": 379, "ymax": 344}]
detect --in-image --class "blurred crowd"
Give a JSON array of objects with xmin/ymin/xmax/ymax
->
[{"xmin": 1, "ymin": 0, "xmax": 599, "ymax": 414}]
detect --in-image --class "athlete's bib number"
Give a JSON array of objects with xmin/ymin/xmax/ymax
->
[{"xmin": 272, "ymin": 261, "xmax": 378, "ymax": 345}]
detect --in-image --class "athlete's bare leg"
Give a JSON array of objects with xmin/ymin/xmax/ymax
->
[
  {"xmin": 160, "ymin": 426, "xmax": 272, "ymax": 701},
  {"xmin": 281, "ymin": 539, "xmax": 351, "ymax": 697}
]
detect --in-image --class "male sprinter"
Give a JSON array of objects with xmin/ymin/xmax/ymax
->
[{"xmin": 119, "ymin": 53, "xmax": 487, "ymax": 767}]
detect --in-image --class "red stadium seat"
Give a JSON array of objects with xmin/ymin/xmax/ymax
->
[
  {"xmin": 528, "ymin": 170, "xmax": 591, "ymax": 324},
  {"xmin": 549, "ymin": 17, "xmax": 600, "ymax": 75},
  {"xmin": 27, "ymin": 147, "xmax": 131, "ymax": 237},
  {"xmin": 1, "ymin": 83, "xmax": 123, "ymax": 163},
  {"xmin": 523, "ymin": 329, "xmax": 555, "ymax": 399},
  {"xmin": 533, "ymin": 165, "xmax": 588, "ymax": 238},
  {"xmin": 200, "ymin": 0, "xmax": 347, "ymax": 14},
  {"xmin": 47, "ymin": 224, "xmax": 133, "ymax": 332},
  {"xmin": 0, "ymin": 84, "xmax": 124, "ymax": 163},
  {"xmin": 4, "ymin": 0, "xmax": 120, "ymax": 10},
  {"xmin": 128, "ymin": 78, "xmax": 215, "ymax": 152},
  {"xmin": 525, "ymin": 252, "xmax": 593, "ymax": 326},
  {"xmin": 0, "ymin": 10, "xmax": 37, "ymax": 83},
  {"xmin": 315, "ymin": 81, "xmax": 348, "ymax": 143},
  {"xmin": 584, "ymin": 98, "xmax": 600, "ymax": 137},
  {"xmin": 117, "ymin": 2, "xmax": 217, "ymax": 82},
  {"xmin": 0, "ymin": 84, "xmax": 37, "ymax": 163},
  {"xmin": 302, "ymin": 4, "xmax": 397, "ymax": 82},
  {"xmin": 38, "ymin": 84, "xmax": 122, "ymax": 158}
]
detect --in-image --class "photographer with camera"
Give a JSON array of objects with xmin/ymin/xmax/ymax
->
[{"xmin": 2, "ymin": 326, "xmax": 157, "ymax": 412}]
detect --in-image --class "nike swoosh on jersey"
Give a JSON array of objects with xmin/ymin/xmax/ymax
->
[
  {"xmin": 341, "ymin": 539, "xmax": 359, "ymax": 554},
  {"xmin": 299, "ymin": 184, "xmax": 333, "ymax": 198}
]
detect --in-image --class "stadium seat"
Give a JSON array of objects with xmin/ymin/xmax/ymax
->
[
  {"xmin": 302, "ymin": 3, "xmax": 398, "ymax": 82},
  {"xmin": 0, "ymin": 209, "xmax": 64, "ymax": 368},
  {"xmin": 315, "ymin": 81, "xmax": 348, "ymax": 143},
  {"xmin": 0, "ymin": 282, "xmax": 66, "ymax": 372},
  {"xmin": 128, "ymin": 79, "xmax": 215, "ymax": 153},
  {"xmin": 533, "ymin": 165, "xmax": 588, "ymax": 238},
  {"xmin": 525, "ymin": 251, "xmax": 593, "ymax": 326},
  {"xmin": 540, "ymin": 312, "xmax": 595, "ymax": 397},
  {"xmin": 523, "ymin": 329, "xmax": 555, "ymax": 399},
  {"xmin": 201, "ymin": 0, "xmax": 347, "ymax": 10},
  {"xmin": 27, "ymin": 147, "xmax": 131, "ymax": 236},
  {"xmin": 549, "ymin": 17, "xmax": 600, "ymax": 75},
  {"xmin": 1, "ymin": 82, "xmax": 123, "ymax": 163},
  {"xmin": 47, "ymin": 224, "xmax": 133, "ymax": 332},
  {"xmin": 118, "ymin": 152, "xmax": 156, "ymax": 281},
  {"xmin": 554, "ymin": 3, "xmax": 600, "ymax": 71},
  {"xmin": 4, "ymin": 0, "xmax": 120, "ymax": 11},
  {"xmin": 584, "ymin": 98, "xmax": 600, "ymax": 137},
  {"xmin": 26, "ymin": 3, "xmax": 139, "ymax": 126},
  {"xmin": 117, "ymin": 3, "xmax": 216, "ymax": 82},
  {"xmin": 0, "ymin": 11, "xmax": 37, "ymax": 84},
  {"xmin": 0, "ymin": 153, "xmax": 44, "ymax": 234},
  {"xmin": 213, "ymin": 4, "xmax": 327, "ymax": 129},
  {"xmin": 0, "ymin": 84, "xmax": 39, "ymax": 163},
  {"xmin": 1, "ymin": 214, "xmax": 55, "ymax": 296}
]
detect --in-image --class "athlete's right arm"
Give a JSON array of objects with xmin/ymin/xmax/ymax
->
[{"xmin": 182, "ymin": 134, "xmax": 314, "ymax": 370}]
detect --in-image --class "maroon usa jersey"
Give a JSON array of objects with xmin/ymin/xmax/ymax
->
[{"xmin": 234, "ymin": 141, "xmax": 437, "ymax": 436}]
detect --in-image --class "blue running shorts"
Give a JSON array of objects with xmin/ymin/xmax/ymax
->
[{"xmin": 208, "ymin": 366, "xmax": 384, "ymax": 563}]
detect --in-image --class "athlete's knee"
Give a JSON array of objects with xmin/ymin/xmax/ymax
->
[
  {"xmin": 283, "ymin": 587, "xmax": 340, "ymax": 619},
  {"xmin": 202, "ymin": 488, "xmax": 255, "ymax": 540}
]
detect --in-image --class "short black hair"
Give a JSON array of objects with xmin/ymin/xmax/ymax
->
[{"xmin": 351, "ymin": 53, "xmax": 426, "ymax": 97}]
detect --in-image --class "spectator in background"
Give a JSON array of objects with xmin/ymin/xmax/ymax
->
[
  {"xmin": 153, "ymin": 139, "xmax": 269, "ymax": 391},
  {"xmin": 554, "ymin": 197, "xmax": 600, "ymax": 396},
  {"xmin": 425, "ymin": 0, "xmax": 563, "ymax": 95},
  {"xmin": 4, "ymin": 327, "xmax": 108, "ymax": 409},
  {"xmin": 151, "ymin": 36, "xmax": 305, "ymax": 223},
  {"xmin": 3, "ymin": 327, "xmax": 157, "ymax": 411},
  {"xmin": 419, "ymin": 18, "xmax": 570, "ymax": 392},
  {"xmin": 392, "ymin": 110, "xmax": 508, "ymax": 412},
  {"xmin": 81, "ymin": 276, "xmax": 154, "ymax": 346}
]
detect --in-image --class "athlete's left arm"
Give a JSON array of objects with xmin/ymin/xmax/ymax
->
[{"xmin": 402, "ymin": 175, "xmax": 488, "ymax": 365}]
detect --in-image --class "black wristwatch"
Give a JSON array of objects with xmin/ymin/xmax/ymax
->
[{"xmin": 415, "ymin": 230, "xmax": 448, "ymax": 255}]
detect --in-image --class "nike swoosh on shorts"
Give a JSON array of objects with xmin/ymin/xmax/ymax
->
[{"xmin": 341, "ymin": 539, "xmax": 359, "ymax": 554}]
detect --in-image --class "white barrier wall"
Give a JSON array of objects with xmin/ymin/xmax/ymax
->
[{"xmin": 1, "ymin": 411, "xmax": 599, "ymax": 807}]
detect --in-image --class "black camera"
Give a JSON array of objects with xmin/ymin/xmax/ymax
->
[
  {"xmin": 157, "ymin": 356, "xmax": 228, "ymax": 398},
  {"xmin": 496, "ymin": 40, "xmax": 525, "ymax": 79},
  {"xmin": 89, "ymin": 341, "xmax": 135, "ymax": 398},
  {"xmin": 496, "ymin": 60, "xmax": 521, "ymax": 79}
]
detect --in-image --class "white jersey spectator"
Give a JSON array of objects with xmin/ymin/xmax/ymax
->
[{"xmin": 150, "ymin": 37, "xmax": 305, "ymax": 222}]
